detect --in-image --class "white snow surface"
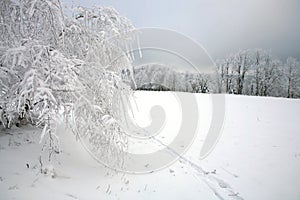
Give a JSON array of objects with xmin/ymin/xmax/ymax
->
[{"xmin": 0, "ymin": 91, "xmax": 300, "ymax": 200}]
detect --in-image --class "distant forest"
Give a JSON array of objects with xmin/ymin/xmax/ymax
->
[{"xmin": 130, "ymin": 49, "xmax": 300, "ymax": 98}]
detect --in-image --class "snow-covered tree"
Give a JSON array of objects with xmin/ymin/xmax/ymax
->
[
  {"xmin": 215, "ymin": 58, "xmax": 234, "ymax": 93},
  {"xmin": 215, "ymin": 49, "xmax": 286, "ymax": 97},
  {"xmin": 247, "ymin": 50, "xmax": 282, "ymax": 97},
  {"xmin": 0, "ymin": 0, "xmax": 136, "ymax": 164},
  {"xmin": 284, "ymin": 57, "xmax": 300, "ymax": 98},
  {"xmin": 231, "ymin": 50, "xmax": 251, "ymax": 94}
]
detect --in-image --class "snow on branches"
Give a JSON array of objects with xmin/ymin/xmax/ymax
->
[{"xmin": 0, "ymin": 0, "xmax": 136, "ymax": 163}]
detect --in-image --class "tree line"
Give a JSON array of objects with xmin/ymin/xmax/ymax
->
[
  {"xmin": 215, "ymin": 49, "xmax": 300, "ymax": 98},
  {"xmin": 132, "ymin": 49, "xmax": 300, "ymax": 98}
]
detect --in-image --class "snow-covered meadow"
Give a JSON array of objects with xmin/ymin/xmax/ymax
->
[
  {"xmin": 1, "ymin": 91, "xmax": 300, "ymax": 200},
  {"xmin": 1, "ymin": 1, "xmax": 300, "ymax": 199}
]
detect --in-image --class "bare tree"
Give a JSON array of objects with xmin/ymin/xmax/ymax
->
[
  {"xmin": 215, "ymin": 49, "xmax": 286, "ymax": 97},
  {"xmin": 232, "ymin": 50, "xmax": 251, "ymax": 94},
  {"xmin": 285, "ymin": 57, "xmax": 300, "ymax": 98}
]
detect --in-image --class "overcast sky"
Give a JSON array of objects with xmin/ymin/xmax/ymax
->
[{"xmin": 62, "ymin": 0, "xmax": 300, "ymax": 61}]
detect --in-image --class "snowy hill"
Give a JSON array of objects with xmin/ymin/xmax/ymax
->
[{"xmin": 0, "ymin": 91, "xmax": 300, "ymax": 200}]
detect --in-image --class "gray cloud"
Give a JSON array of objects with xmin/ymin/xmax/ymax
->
[{"xmin": 63, "ymin": 0, "xmax": 300, "ymax": 61}]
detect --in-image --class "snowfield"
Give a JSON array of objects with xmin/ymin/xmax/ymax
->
[{"xmin": 0, "ymin": 91, "xmax": 300, "ymax": 200}]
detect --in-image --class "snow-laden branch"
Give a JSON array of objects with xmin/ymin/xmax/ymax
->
[{"xmin": 0, "ymin": 0, "xmax": 136, "ymax": 164}]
